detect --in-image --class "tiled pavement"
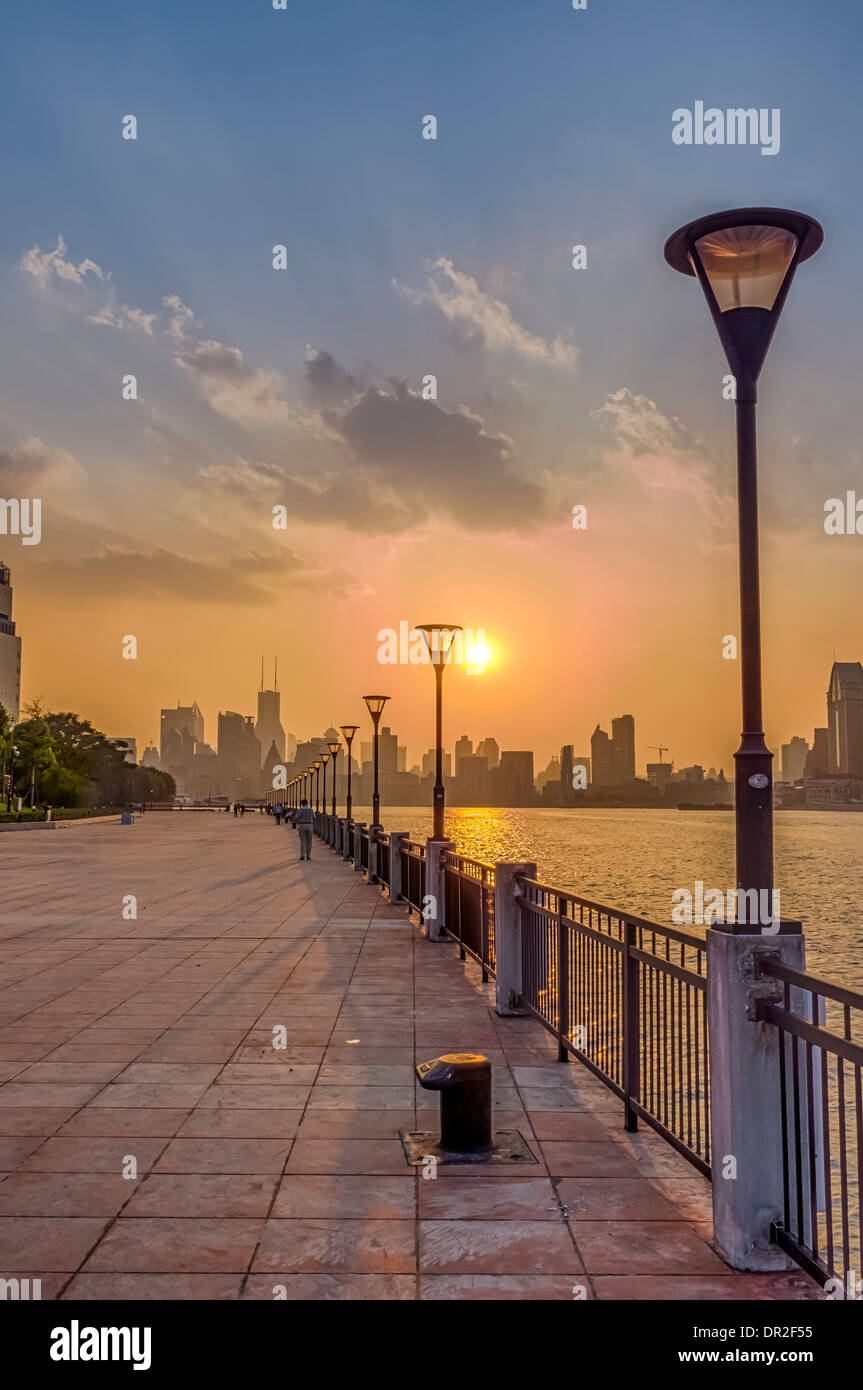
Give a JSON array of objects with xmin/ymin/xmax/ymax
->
[{"xmin": 0, "ymin": 814, "xmax": 819, "ymax": 1300}]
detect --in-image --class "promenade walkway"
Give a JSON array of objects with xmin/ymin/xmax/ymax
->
[{"xmin": 0, "ymin": 814, "xmax": 819, "ymax": 1300}]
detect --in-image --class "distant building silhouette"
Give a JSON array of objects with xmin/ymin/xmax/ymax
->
[
  {"xmin": 476, "ymin": 737, "xmax": 500, "ymax": 769},
  {"xmin": 255, "ymin": 660, "xmax": 286, "ymax": 768},
  {"xmin": 780, "ymin": 736, "xmax": 809, "ymax": 783},
  {"xmin": 612, "ymin": 714, "xmax": 636, "ymax": 783},
  {"xmin": 827, "ymin": 661, "xmax": 863, "ymax": 776},
  {"xmin": 0, "ymin": 561, "xmax": 22, "ymax": 723},
  {"xmin": 804, "ymin": 728, "xmax": 829, "ymax": 779},
  {"xmin": 591, "ymin": 725, "xmax": 614, "ymax": 786},
  {"xmin": 454, "ymin": 734, "xmax": 473, "ymax": 775}
]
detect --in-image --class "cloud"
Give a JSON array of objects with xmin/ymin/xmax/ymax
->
[
  {"xmin": 301, "ymin": 349, "xmax": 361, "ymax": 407},
  {"xmin": 26, "ymin": 544, "xmax": 348, "ymax": 605},
  {"xmin": 594, "ymin": 388, "xmax": 735, "ymax": 533},
  {"xmin": 20, "ymin": 235, "xmax": 155, "ymax": 334},
  {"xmin": 396, "ymin": 257, "xmax": 578, "ymax": 368},
  {"xmin": 19, "ymin": 235, "xmax": 104, "ymax": 288},
  {"xmin": 0, "ymin": 437, "xmax": 85, "ymax": 490}
]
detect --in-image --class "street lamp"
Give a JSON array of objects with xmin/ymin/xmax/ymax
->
[
  {"xmin": 664, "ymin": 207, "xmax": 823, "ymax": 924},
  {"xmin": 340, "ymin": 725, "xmax": 359, "ymax": 820},
  {"xmin": 327, "ymin": 739, "xmax": 341, "ymax": 816},
  {"xmin": 312, "ymin": 760, "xmax": 321, "ymax": 814},
  {"xmin": 362, "ymin": 696, "xmax": 389, "ymax": 829},
  {"xmin": 6, "ymin": 744, "xmax": 19, "ymax": 812},
  {"xmin": 416, "ymin": 625, "xmax": 462, "ymax": 841},
  {"xmin": 319, "ymin": 751, "xmax": 329, "ymax": 821}
]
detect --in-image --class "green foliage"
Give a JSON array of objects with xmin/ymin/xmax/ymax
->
[{"xmin": 1, "ymin": 704, "xmax": 175, "ymax": 809}]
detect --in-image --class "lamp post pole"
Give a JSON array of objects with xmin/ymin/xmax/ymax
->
[
  {"xmin": 665, "ymin": 207, "xmax": 823, "ymax": 921},
  {"xmin": 417, "ymin": 625, "xmax": 461, "ymax": 842},
  {"xmin": 6, "ymin": 744, "xmax": 18, "ymax": 812},
  {"xmin": 340, "ymin": 726, "xmax": 358, "ymax": 821},
  {"xmin": 362, "ymin": 697, "xmax": 389, "ymax": 829},
  {"xmin": 313, "ymin": 762, "xmax": 321, "ymax": 814},
  {"xmin": 328, "ymin": 740, "xmax": 341, "ymax": 816},
  {"xmin": 320, "ymin": 753, "xmax": 329, "ymax": 822}
]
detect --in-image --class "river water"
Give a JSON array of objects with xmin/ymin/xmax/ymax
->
[{"xmin": 351, "ymin": 805, "xmax": 862, "ymax": 990}]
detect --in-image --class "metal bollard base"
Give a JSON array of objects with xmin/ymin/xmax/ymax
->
[{"xmin": 399, "ymin": 1129, "xmax": 537, "ymax": 1166}]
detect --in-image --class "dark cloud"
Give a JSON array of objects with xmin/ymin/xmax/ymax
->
[
  {"xmin": 324, "ymin": 381, "xmax": 546, "ymax": 529},
  {"xmin": 301, "ymin": 350, "xmax": 361, "ymax": 407},
  {"xmin": 26, "ymin": 545, "xmax": 350, "ymax": 605}
]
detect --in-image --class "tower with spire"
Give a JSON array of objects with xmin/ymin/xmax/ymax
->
[
  {"xmin": 0, "ymin": 561, "xmax": 22, "ymax": 724},
  {"xmin": 255, "ymin": 657, "xmax": 287, "ymax": 769}
]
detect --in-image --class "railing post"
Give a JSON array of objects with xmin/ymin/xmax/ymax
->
[
  {"xmin": 622, "ymin": 920, "xmax": 639, "ymax": 1131},
  {"xmin": 369, "ymin": 830, "xmax": 379, "ymax": 884},
  {"xmin": 556, "ymin": 904, "xmax": 570, "ymax": 1064},
  {"xmin": 423, "ymin": 839, "xmax": 452, "ymax": 942},
  {"xmin": 388, "ymin": 832, "xmax": 408, "ymax": 905},
  {"xmin": 353, "ymin": 822, "xmax": 365, "ymax": 872},
  {"xmin": 707, "ymin": 922, "xmax": 805, "ymax": 1269},
  {"xmin": 343, "ymin": 819, "xmax": 352, "ymax": 862},
  {"xmin": 493, "ymin": 862, "xmax": 536, "ymax": 1017}
]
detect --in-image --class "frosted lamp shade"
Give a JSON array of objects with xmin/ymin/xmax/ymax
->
[
  {"xmin": 340, "ymin": 725, "xmax": 359, "ymax": 742},
  {"xmin": 363, "ymin": 696, "xmax": 389, "ymax": 716},
  {"xmin": 327, "ymin": 741, "xmax": 341, "ymax": 755},
  {"xmin": 319, "ymin": 753, "xmax": 329, "ymax": 764},
  {"xmin": 416, "ymin": 623, "xmax": 462, "ymax": 664},
  {"xmin": 693, "ymin": 225, "xmax": 797, "ymax": 311}
]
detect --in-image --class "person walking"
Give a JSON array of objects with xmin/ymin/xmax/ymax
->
[
  {"xmin": 295, "ymin": 798, "xmax": 314, "ymax": 860},
  {"xmin": 274, "ymin": 802, "xmax": 283, "ymax": 826}
]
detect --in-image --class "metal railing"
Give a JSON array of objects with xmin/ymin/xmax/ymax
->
[
  {"xmin": 516, "ymin": 879, "xmax": 710, "ymax": 1177},
  {"xmin": 755, "ymin": 957, "xmax": 863, "ymax": 1293},
  {"xmin": 443, "ymin": 852, "xmax": 496, "ymax": 981},
  {"xmin": 375, "ymin": 830, "xmax": 390, "ymax": 889},
  {"xmin": 400, "ymin": 839, "xmax": 426, "ymax": 917},
  {"xmin": 359, "ymin": 825, "xmax": 370, "ymax": 871}
]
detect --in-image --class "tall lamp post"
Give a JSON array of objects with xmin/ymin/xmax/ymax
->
[
  {"xmin": 340, "ymin": 725, "xmax": 359, "ymax": 821},
  {"xmin": 362, "ymin": 696, "xmax": 389, "ymax": 829},
  {"xmin": 319, "ymin": 752, "xmax": 329, "ymax": 821},
  {"xmin": 416, "ymin": 625, "xmax": 462, "ymax": 841},
  {"xmin": 312, "ymin": 760, "xmax": 321, "ymax": 814},
  {"xmin": 327, "ymin": 739, "xmax": 341, "ymax": 816},
  {"xmin": 664, "ymin": 208, "xmax": 823, "ymax": 922},
  {"xmin": 5, "ymin": 743, "xmax": 19, "ymax": 812}
]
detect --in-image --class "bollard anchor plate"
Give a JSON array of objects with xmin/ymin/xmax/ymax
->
[{"xmin": 399, "ymin": 1129, "xmax": 537, "ymax": 1166}]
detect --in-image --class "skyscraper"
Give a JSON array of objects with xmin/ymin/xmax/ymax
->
[
  {"xmin": 780, "ymin": 736, "xmax": 809, "ymax": 783},
  {"xmin": 804, "ymin": 729, "xmax": 829, "ymax": 779},
  {"xmin": 827, "ymin": 662, "xmax": 863, "ymax": 776},
  {"xmin": 454, "ymin": 734, "xmax": 473, "ymax": 774},
  {"xmin": 255, "ymin": 659, "xmax": 286, "ymax": 768},
  {"xmin": 591, "ymin": 725, "xmax": 614, "ymax": 786},
  {"xmin": 160, "ymin": 703, "xmax": 204, "ymax": 763},
  {"xmin": 0, "ymin": 561, "xmax": 22, "ymax": 723},
  {"xmin": 476, "ymin": 737, "xmax": 500, "ymax": 769},
  {"xmin": 611, "ymin": 714, "xmax": 636, "ymax": 783}
]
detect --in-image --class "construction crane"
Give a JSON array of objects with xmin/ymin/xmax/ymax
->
[{"xmin": 648, "ymin": 745, "xmax": 670, "ymax": 765}]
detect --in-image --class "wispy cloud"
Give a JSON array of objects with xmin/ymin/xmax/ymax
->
[{"xmin": 396, "ymin": 256, "xmax": 578, "ymax": 368}]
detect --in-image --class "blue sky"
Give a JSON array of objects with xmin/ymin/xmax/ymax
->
[{"xmin": 0, "ymin": 0, "xmax": 860, "ymax": 766}]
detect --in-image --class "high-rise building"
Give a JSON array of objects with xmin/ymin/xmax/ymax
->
[
  {"xmin": 398, "ymin": 745, "xmax": 407, "ymax": 772},
  {"xmin": 827, "ymin": 662, "xmax": 863, "ymax": 776},
  {"xmin": 572, "ymin": 754, "xmax": 591, "ymax": 786},
  {"xmin": 141, "ymin": 744, "xmax": 160, "ymax": 768},
  {"xmin": 0, "ymin": 561, "xmax": 22, "ymax": 723},
  {"xmin": 454, "ymin": 734, "xmax": 473, "ymax": 774},
  {"xmin": 108, "ymin": 737, "xmax": 138, "ymax": 765},
  {"xmin": 804, "ymin": 728, "xmax": 829, "ymax": 780},
  {"xmin": 457, "ymin": 755, "xmax": 489, "ymax": 803},
  {"xmin": 646, "ymin": 762, "xmax": 673, "ymax": 791},
  {"xmin": 559, "ymin": 745, "xmax": 574, "ymax": 791},
  {"xmin": 611, "ymin": 714, "xmax": 636, "ymax": 783},
  {"xmin": 218, "ymin": 712, "xmax": 261, "ymax": 778},
  {"xmin": 379, "ymin": 726, "xmax": 399, "ymax": 774},
  {"xmin": 422, "ymin": 749, "xmax": 452, "ymax": 778},
  {"xmin": 255, "ymin": 660, "xmax": 286, "ymax": 768},
  {"xmin": 590, "ymin": 725, "xmax": 614, "ymax": 786},
  {"xmin": 160, "ymin": 703, "xmax": 204, "ymax": 762},
  {"xmin": 780, "ymin": 736, "xmax": 809, "ymax": 783},
  {"xmin": 493, "ymin": 751, "xmax": 535, "ymax": 804},
  {"xmin": 476, "ymin": 737, "xmax": 500, "ymax": 769}
]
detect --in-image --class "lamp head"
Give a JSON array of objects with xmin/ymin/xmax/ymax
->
[
  {"xmin": 416, "ymin": 624, "xmax": 463, "ymax": 667},
  {"xmin": 340, "ymin": 724, "xmax": 359, "ymax": 746},
  {"xmin": 664, "ymin": 207, "xmax": 823, "ymax": 387},
  {"xmin": 327, "ymin": 740, "xmax": 341, "ymax": 756},
  {"xmin": 363, "ymin": 695, "xmax": 389, "ymax": 725}
]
